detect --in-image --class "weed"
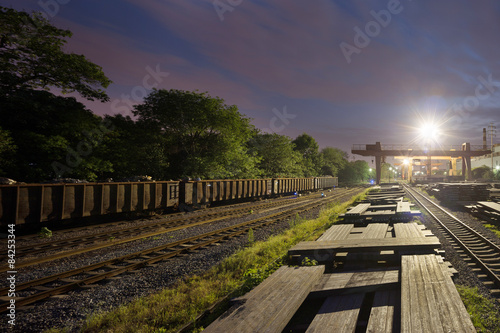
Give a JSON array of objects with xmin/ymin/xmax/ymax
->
[
  {"xmin": 301, "ymin": 257, "xmax": 318, "ymax": 266},
  {"xmin": 38, "ymin": 227, "xmax": 52, "ymax": 238},
  {"xmin": 247, "ymin": 228, "xmax": 254, "ymax": 244},
  {"xmin": 484, "ymin": 224, "xmax": 500, "ymax": 238},
  {"xmin": 457, "ymin": 285, "xmax": 500, "ymax": 332}
]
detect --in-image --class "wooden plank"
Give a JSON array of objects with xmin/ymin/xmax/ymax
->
[
  {"xmin": 289, "ymin": 237, "xmax": 440, "ymax": 259},
  {"xmin": 477, "ymin": 201, "xmax": 500, "ymax": 213},
  {"xmin": 345, "ymin": 203, "xmax": 371, "ymax": 216},
  {"xmin": 401, "ymin": 255, "xmax": 475, "ymax": 333},
  {"xmin": 366, "ymin": 289, "xmax": 397, "ymax": 333},
  {"xmin": 396, "ymin": 201, "xmax": 411, "ymax": 214},
  {"xmin": 205, "ymin": 265, "xmax": 324, "ymax": 333},
  {"xmin": 305, "ymin": 293, "xmax": 365, "ymax": 333},
  {"xmin": 318, "ymin": 224, "xmax": 354, "ymax": 241},
  {"xmin": 310, "ymin": 269, "xmax": 399, "ymax": 299},
  {"xmin": 348, "ymin": 223, "xmax": 388, "ymax": 239},
  {"xmin": 394, "ymin": 223, "xmax": 426, "ymax": 238}
]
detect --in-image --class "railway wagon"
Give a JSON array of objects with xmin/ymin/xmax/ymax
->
[
  {"xmin": 314, "ymin": 176, "xmax": 338, "ymax": 190},
  {"xmin": 0, "ymin": 181, "xmax": 179, "ymax": 226},
  {"xmin": 0, "ymin": 176, "xmax": 338, "ymax": 226},
  {"xmin": 179, "ymin": 179, "xmax": 271, "ymax": 205}
]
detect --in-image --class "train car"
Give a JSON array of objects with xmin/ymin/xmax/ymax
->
[
  {"xmin": 0, "ymin": 181, "xmax": 179, "ymax": 226},
  {"xmin": 0, "ymin": 176, "xmax": 340, "ymax": 226},
  {"xmin": 179, "ymin": 179, "xmax": 271, "ymax": 206},
  {"xmin": 314, "ymin": 176, "xmax": 338, "ymax": 190}
]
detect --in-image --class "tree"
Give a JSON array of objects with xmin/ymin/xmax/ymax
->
[
  {"xmin": 292, "ymin": 133, "xmax": 322, "ymax": 177},
  {"xmin": 0, "ymin": 90, "xmax": 113, "ymax": 182},
  {"xmin": 472, "ymin": 165, "xmax": 493, "ymax": 180},
  {"xmin": 249, "ymin": 133, "xmax": 303, "ymax": 178},
  {"xmin": 98, "ymin": 114, "xmax": 170, "ymax": 180},
  {"xmin": 133, "ymin": 89, "xmax": 259, "ymax": 179},
  {"xmin": 0, "ymin": 127, "xmax": 16, "ymax": 175},
  {"xmin": 320, "ymin": 147, "xmax": 348, "ymax": 176},
  {"xmin": 0, "ymin": 6, "xmax": 111, "ymax": 101}
]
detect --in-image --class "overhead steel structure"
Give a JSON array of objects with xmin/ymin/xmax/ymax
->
[{"xmin": 352, "ymin": 142, "xmax": 490, "ymax": 184}]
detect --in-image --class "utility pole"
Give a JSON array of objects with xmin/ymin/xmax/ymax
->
[{"xmin": 488, "ymin": 122, "xmax": 496, "ymax": 173}]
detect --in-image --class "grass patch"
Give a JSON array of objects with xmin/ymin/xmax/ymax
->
[
  {"xmin": 484, "ymin": 223, "xmax": 500, "ymax": 238},
  {"xmin": 457, "ymin": 285, "xmax": 500, "ymax": 332},
  {"xmin": 61, "ymin": 190, "xmax": 368, "ymax": 333}
]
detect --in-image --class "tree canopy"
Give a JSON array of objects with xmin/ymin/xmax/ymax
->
[
  {"xmin": 133, "ymin": 89, "xmax": 259, "ymax": 179},
  {"xmin": 249, "ymin": 133, "xmax": 303, "ymax": 178},
  {"xmin": 293, "ymin": 133, "xmax": 322, "ymax": 177},
  {"xmin": 0, "ymin": 6, "xmax": 111, "ymax": 101}
]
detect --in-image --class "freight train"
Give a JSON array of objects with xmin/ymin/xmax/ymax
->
[{"xmin": 0, "ymin": 177, "xmax": 338, "ymax": 226}]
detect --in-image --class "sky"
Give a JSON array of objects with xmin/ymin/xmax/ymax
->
[{"xmin": 5, "ymin": 0, "xmax": 500, "ymax": 158}]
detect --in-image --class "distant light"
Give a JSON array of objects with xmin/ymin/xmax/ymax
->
[
  {"xmin": 403, "ymin": 159, "xmax": 409, "ymax": 165},
  {"xmin": 419, "ymin": 122, "xmax": 440, "ymax": 141},
  {"xmin": 496, "ymin": 165, "xmax": 500, "ymax": 170}
]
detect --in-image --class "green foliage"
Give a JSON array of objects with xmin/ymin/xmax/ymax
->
[
  {"xmin": 472, "ymin": 165, "xmax": 494, "ymax": 180},
  {"xmin": 242, "ymin": 261, "xmax": 281, "ymax": 291},
  {"xmin": 301, "ymin": 257, "xmax": 318, "ymax": 266},
  {"xmin": 133, "ymin": 89, "xmax": 259, "ymax": 179},
  {"xmin": 483, "ymin": 223, "xmax": 500, "ymax": 238},
  {"xmin": 38, "ymin": 227, "xmax": 52, "ymax": 238},
  {"xmin": 320, "ymin": 147, "xmax": 348, "ymax": 176},
  {"xmin": 0, "ymin": 127, "xmax": 16, "ymax": 174},
  {"xmin": 247, "ymin": 228, "xmax": 254, "ymax": 244},
  {"xmin": 249, "ymin": 133, "xmax": 303, "ymax": 178},
  {"xmin": 456, "ymin": 285, "xmax": 500, "ymax": 332},
  {"xmin": 0, "ymin": 90, "xmax": 113, "ymax": 182},
  {"xmin": 0, "ymin": 6, "xmax": 111, "ymax": 101},
  {"xmin": 292, "ymin": 133, "xmax": 322, "ymax": 177},
  {"xmin": 98, "ymin": 114, "xmax": 169, "ymax": 180}
]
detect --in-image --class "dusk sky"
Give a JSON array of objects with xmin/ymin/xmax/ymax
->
[{"xmin": 6, "ymin": 0, "xmax": 500, "ymax": 156}]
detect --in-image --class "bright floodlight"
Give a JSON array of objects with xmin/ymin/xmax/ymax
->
[{"xmin": 419, "ymin": 122, "xmax": 440, "ymax": 141}]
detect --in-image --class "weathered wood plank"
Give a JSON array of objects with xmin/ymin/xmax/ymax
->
[
  {"xmin": 394, "ymin": 223, "xmax": 425, "ymax": 238},
  {"xmin": 204, "ymin": 265, "xmax": 324, "ymax": 333},
  {"xmin": 345, "ymin": 203, "xmax": 371, "ymax": 216},
  {"xmin": 289, "ymin": 237, "xmax": 440, "ymax": 260},
  {"xmin": 317, "ymin": 224, "xmax": 354, "ymax": 241},
  {"xmin": 309, "ymin": 268, "xmax": 399, "ymax": 299},
  {"xmin": 348, "ymin": 223, "xmax": 388, "ymax": 239},
  {"xmin": 366, "ymin": 289, "xmax": 397, "ymax": 333},
  {"xmin": 396, "ymin": 201, "xmax": 411, "ymax": 214},
  {"xmin": 305, "ymin": 293, "xmax": 365, "ymax": 333},
  {"xmin": 401, "ymin": 255, "xmax": 475, "ymax": 333}
]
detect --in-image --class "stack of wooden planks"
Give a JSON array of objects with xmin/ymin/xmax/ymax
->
[
  {"xmin": 340, "ymin": 202, "xmax": 420, "ymax": 224},
  {"xmin": 431, "ymin": 183, "xmax": 490, "ymax": 201},
  {"xmin": 204, "ymin": 184, "xmax": 474, "ymax": 332},
  {"xmin": 465, "ymin": 201, "xmax": 500, "ymax": 223}
]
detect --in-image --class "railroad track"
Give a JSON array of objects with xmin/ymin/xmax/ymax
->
[
  {"xmin": 404, "ymin": 184, "xmax": 500, "ymax": 296},
  {"xmin": 0, "ymin": 194, "xmax": 320, "ymax": 270},
  {"xmin": 0, "ymin": 188, "xmax": 362, "ymax": 312}
]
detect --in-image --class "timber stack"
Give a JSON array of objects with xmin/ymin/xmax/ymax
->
[{"xmin": 204, "ymin": 185, "xmax": 475, "ymax": 332}]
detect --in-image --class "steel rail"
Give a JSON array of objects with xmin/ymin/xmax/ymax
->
[
  {"xmin": 404, "ymin": 184, "xmax": 500, "ymax": 291},
  {"xmin": 0, "ymin": 195, "xmax": 318, "ymax": 270}
]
